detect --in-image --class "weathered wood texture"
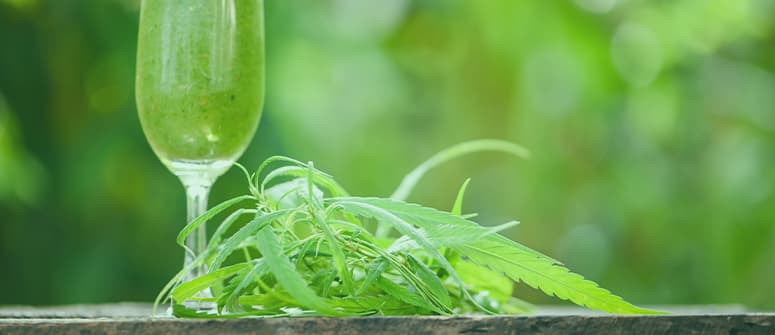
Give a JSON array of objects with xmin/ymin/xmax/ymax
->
[{"xmin": 1, "ymin": 304, "xmax": 773, "ymax": 335}]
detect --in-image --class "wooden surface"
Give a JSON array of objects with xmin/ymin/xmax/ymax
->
[{"xmin": 0, "ymin": 303, "xmax": 773, "ymax": 335}]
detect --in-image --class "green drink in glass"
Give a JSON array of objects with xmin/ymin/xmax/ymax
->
[{"xmin": 135, "ymin": 0, "xmax": 265, "ymax": 309}]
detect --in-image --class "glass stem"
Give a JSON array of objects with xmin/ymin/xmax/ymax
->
[
  {"xmin": 176, "ymin": 165, "xmax": 222, "ymax": 311},
  {"xmin": 182, "ymin": 181, "xmax": 216, "ymax": 310},
  {"xmin": 184, "ymin": 182, "xmax": 211, "ymax": 282}
]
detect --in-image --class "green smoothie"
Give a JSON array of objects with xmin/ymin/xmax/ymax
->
[{"xmin": 136, "ymin": 0, "xmax": 264, "ymax": 166}]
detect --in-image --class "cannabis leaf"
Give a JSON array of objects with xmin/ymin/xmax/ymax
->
[
  {"xmin": 454, "ymin": 237, "xmax": 657, "ymax": 314},
  {"xmin": 155, "ymin": 139, "xmax": 659, "ymax": 317}
]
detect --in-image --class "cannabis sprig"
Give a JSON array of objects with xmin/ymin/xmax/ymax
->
[{"xmin": 155, "ymin": 140, "xmax": 659, "ymax": 317}]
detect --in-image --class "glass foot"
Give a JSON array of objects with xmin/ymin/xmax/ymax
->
[{"xmin": 182, "ymin": 299, "xmax": 218, "ymax": 312}]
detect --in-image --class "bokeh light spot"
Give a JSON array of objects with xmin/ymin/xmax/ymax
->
[
  {"xmin": 574, "ymin": 0, "xmax": 618, "ymax": 14},
  {"xmin": 611, "ymin": 22, "xmax": 663, "ymax": 87}
]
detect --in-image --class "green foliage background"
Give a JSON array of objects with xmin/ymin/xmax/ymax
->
[{"xmin": 1, "ymin": 0, "xmax": 774, "ymax": 308}]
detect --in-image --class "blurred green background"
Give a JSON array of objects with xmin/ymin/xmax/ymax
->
[{"xmin": 1, "ymin": 0, "xmax": 774, "ymax": 308}]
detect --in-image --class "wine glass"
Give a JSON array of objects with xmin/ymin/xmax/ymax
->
[{"xmin": 135, "ymin": 0, "xmax": 264, "ymax": 309}]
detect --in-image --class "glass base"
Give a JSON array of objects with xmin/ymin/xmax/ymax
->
[
  {"xmin": 162, "ymin": 301, "xmax": 218, "ymax": 317},
  {"xmin": 182, "ymin": 299, "xmax": 218, "ymax": 313}
]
